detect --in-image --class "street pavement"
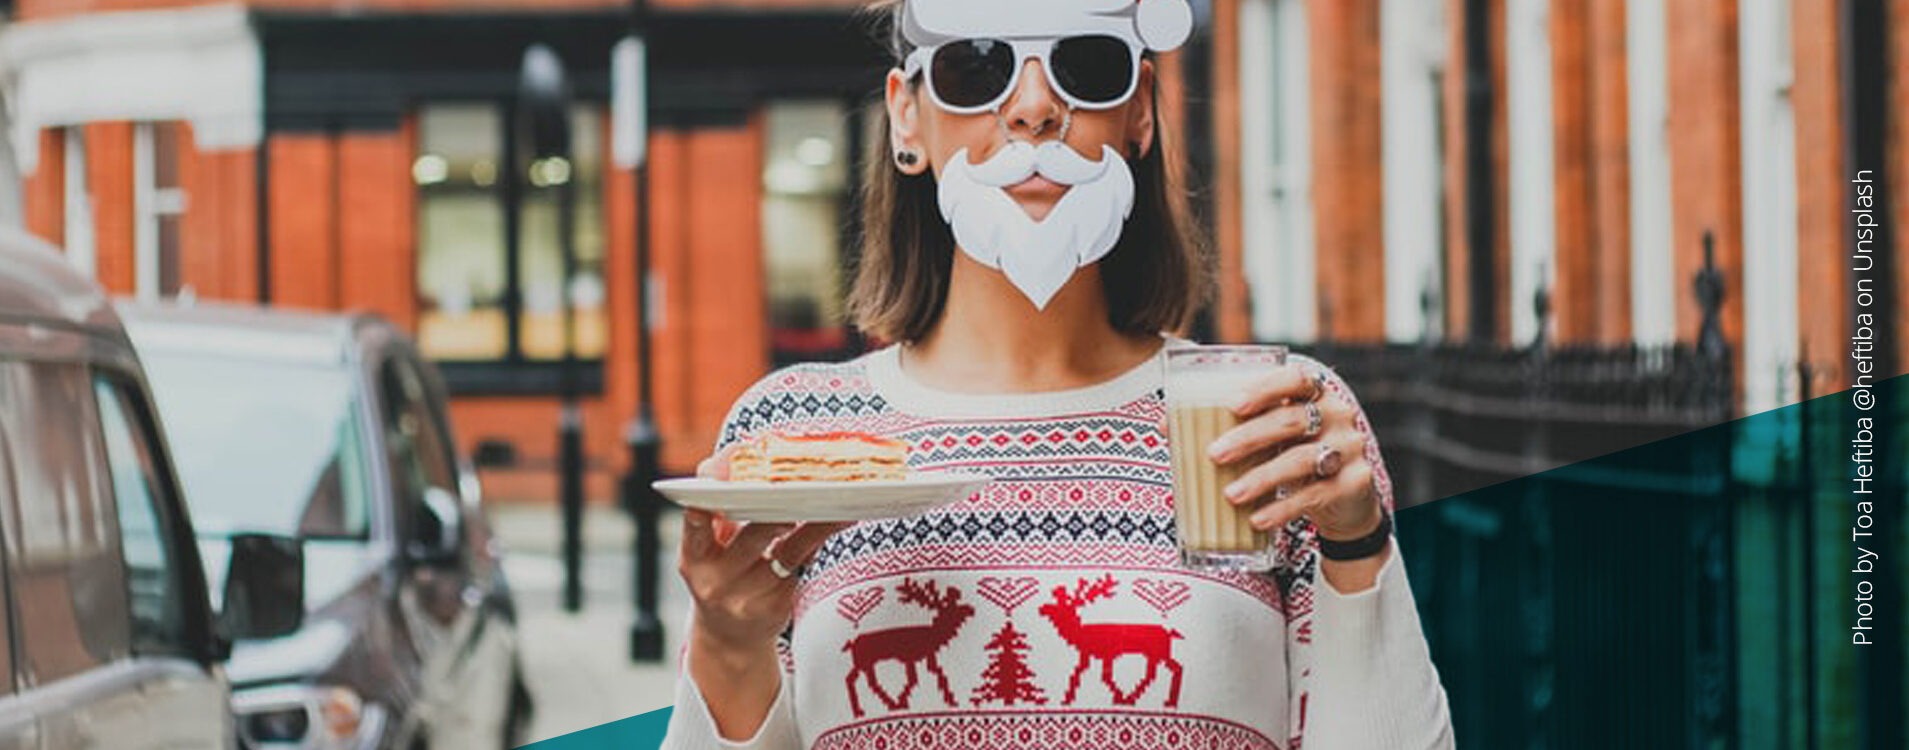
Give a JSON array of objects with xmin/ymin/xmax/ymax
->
[{"xmin": 489, "ymin": 502, "xmax": 690, "ymax": 745}]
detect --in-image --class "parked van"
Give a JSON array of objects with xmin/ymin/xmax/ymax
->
[
  {"xmin": 0, "ymin": 230, "xmax": 302, "ymax": 749},
  {"xmin": 121, "ymin": 301, "xmax": 529, "ymax": 749}
]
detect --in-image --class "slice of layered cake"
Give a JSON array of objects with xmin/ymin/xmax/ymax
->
[{"xmin": 730, "ymin": 431, "xmax": 910, "ymax": 482}]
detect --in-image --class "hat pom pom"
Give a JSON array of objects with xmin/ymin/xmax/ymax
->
[{"xmin": 1135, "ymin": 0, "xmax": 1193, "ymax": 52}]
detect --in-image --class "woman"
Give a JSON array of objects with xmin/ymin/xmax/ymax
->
[{"xmin": 664, "ymin": 1, "xmax": 1452, "ymax": 747}]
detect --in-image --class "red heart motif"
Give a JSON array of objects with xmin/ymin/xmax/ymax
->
[
  {"xmin": 835, "ymin": 586, "xmax": 884, "ymax": 627},
  {"xmin": 1132, "ymin": 578, "xmax": 1192, "ymax": 616},
  {"xmin": 977, "ymin": 576, "xmax": 1041, "ymax": 614}
]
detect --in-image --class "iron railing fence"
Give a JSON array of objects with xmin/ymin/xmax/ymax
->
[{"xmin": 1307, "ymin": 338, "xmax": 1905, "ymax": 748}]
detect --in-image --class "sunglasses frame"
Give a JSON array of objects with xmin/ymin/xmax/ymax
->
[{"xmin": 901, "ymin": 35, "xmax": 1145, "ymax": 115}]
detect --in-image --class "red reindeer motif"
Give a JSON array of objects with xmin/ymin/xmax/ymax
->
[
  {"xmin": 1038, "ymin": 575, "xmax": 1185, "ymax": 707},
  {"xmin": 841, "ymin": 578, "xmax": 975, "ymax": 718}
]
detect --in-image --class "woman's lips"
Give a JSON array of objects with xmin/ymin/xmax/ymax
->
[{"xmin": 1005, "ymin": 175, "xmax": 1069, "ymax": 200}]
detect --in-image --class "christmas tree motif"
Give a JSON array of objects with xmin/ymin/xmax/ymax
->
[{"xmin": 971, "ymin": 621, "xmax": 1048, "ymax": 706}]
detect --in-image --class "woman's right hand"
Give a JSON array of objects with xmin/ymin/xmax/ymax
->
[
  {"xmin": 681, "ymin": 444, "xmax": 850, "ymax": 651},
  {"xmin": 678, "ymin": 445, "xmax": 849, "ymax": 740}
]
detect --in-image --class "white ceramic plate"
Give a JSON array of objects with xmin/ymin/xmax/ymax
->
[{"xmin": 651, "ymin": 472, "xmax": 993, "ymax": 522}]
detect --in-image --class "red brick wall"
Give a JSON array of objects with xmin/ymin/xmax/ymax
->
[
  {"xmin": 1664, "ymin": 0, "xmax": 1744, "ymax": 357},
  {"xmin": 1549, "ymin": 0, "xmax": 1633, "ymax": 345},
  {"xmin": 267, "ymin": 134, "xmax": 340, "ymax": 310},
  {"xmin": 646, "ymin": 121, "xmax": 770, "ymax": 472},
  {"xmin": 1210, "ymin": 0, "xmax": 1251, "ymax": 343},
  {"xmin": 24, "ymin": 130, "xmax": 65, "ymax": 248},
  {"xmin": 338, "ymin": 127, "xmax": 419, "ymax": 331},
  {"xmin": 85, "ymin": 122, "xmax": 136, "ymax": 295},
  {"xmin": 1307, "ymin": 0, "xmax": 1386, "ymax": 342},
  {"xmin": 177, "ymin": 126, "xmax": 261, "ymax": 302},
  {"xmin": 1793, "ymin": 0, "xmax": 1851, "ymax": 391}
]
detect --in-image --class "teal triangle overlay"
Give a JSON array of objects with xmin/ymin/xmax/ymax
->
[
  {"xmin": 513, "ymin": 707, "xmax": 673, "ymax": 749},
  {"xmin": 1392, "ymin": 372, "xmax": 1907, "ymax": 748},
  {"xmin": 515, "ymin": 375, "xmax": 1907, "ymax": 749}
]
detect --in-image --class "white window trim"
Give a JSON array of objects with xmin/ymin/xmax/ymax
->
[
  {"xmin": 132, "ymin": 122, "xmax": 188, "ymax": 301},
  {"xmin": 1240, "ymin": 0, "xmax": 1315, "ymax": 342},
  {"xmin": 1380, "ymin": 0, "xmax": 1447, "ymax": 343},
  {"xmin": 62, "ymin": 127, "xmax": 95, "ymax": 277},
  {"xmin": 1627, "ymin": 0, "xmax": 1677, "ymax": 347},
  {"xmin": 1507, "ymin": 0, "xmax": 1558, "ymax": 346},
  {"xmin": 1738, "ymin": 0, "xmax": 1800, "ymax": 412},
  {"xmin": 2, "ymin": 4, "xmax": 261, "ymax": 177}
]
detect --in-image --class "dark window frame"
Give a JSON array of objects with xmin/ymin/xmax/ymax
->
[{"xmin": 414, "ymin": 96, "xmax": 610, "ymax": 397}]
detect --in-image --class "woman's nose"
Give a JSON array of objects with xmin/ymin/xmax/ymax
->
[{"xmin": 1000, "ymin": 59, "xmax": 1065, "ymax": 139}]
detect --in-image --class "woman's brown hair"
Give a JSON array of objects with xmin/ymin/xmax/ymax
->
[{"xmin": 847, "ymin": 0, "xmax": 1212, "ymax": 343}]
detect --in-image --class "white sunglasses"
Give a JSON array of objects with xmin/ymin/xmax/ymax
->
[{"xmin": 902, "ymin": 35, "xmax": 1144, "ymax": 115}]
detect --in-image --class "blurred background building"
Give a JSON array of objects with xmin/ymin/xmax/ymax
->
[
  {"xmin": 2, "ymin": 0, "xmax": 1903, "ymax": 495},
  {"xmin": 1, "ymin": 1, "xmax": 1904, "ymax": 746}
]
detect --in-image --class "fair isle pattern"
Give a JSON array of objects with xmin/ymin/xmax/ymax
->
[
  {"xmin": 709, "ymin": 351, "xmax": 1396, "ymax": 750},
  {"xmin": 811, "ymin": 710, "xmax": 1284, "ymax": 750},
  {"xmin": 792, "ymin": 541, "xmax": 1287, "ymax": 623}
]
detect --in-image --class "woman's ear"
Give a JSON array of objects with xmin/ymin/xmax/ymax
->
[
  {"xmin": 1128, "ymin": 60, "xmax": 1158, "ymax": 160},
  {"xmin": 886, "ymin": 69, "xmax": 931, "ymax": 176}
]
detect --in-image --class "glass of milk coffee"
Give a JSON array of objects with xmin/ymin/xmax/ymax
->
[{"xmin": 1165, "ymin": 344, "xmax": 1288, "ymax": 572}]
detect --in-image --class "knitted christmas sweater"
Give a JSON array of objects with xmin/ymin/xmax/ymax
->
[{"xmin": 664, "ymin": 345, "xmax": 1453, "ymax": 749}]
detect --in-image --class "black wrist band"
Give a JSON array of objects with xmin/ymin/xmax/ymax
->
[{"xmin": 1318, "ymin": 510, "xmax": 1393, "ymax": 561}]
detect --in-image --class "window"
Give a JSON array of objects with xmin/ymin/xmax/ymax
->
[
  {"xmin": 762, "ymin": 101, "xmax": 857, "ymax": 365},
  {"xmin": 415, "ymin": 102, "xmax": 608, "ymax": 386},
  {"xmin": 134, "ymin": 122, "xmax": 188, "ymax": 301},
  {"xmin": 94, "ymin": 377, "xmax": 190, "ymax": 658},
  {"xmin": 140, "ymin": 351, "xmax": 372, "ymax": 539},
  {"xmin": 1381, "ymin": 0, "xmax": 1450, "ymax": 342},
  {"xmin": 378, "ymin": 356, "xmax": 458, "ymax": 508},
  {"xmin": 0, "ymin": 362, "xmax": 131, "ymax": 684},
  {"xmin": 1240, "ymin": 0, "xmax": 1316, "ymax": 342}
]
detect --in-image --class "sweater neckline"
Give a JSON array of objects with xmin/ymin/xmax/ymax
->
[{"xmin": 864, "ymin": 336, "xmax": 1172, "ymax": 419}]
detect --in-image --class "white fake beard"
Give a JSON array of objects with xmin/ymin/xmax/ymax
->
[{"xmin": 937, "ymin": 142, "xmax": 1136, "ymax": 310}]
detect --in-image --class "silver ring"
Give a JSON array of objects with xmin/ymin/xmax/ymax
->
[
  {"xmin": 1308, "ymin": 369, "xmax": 1330, "ymax": 402},
  {"xmin": 1302, "ymin": 402, "xmax": 1324, "ymax": 438},
  {"xmin": 768, "ymin": 557, "xmax": 794, "ymax": 579},
  {"xmin": 1312, "ymin": 443, "xmax": 1343, "ymax": 479}
]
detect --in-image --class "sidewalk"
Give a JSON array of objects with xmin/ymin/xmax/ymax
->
[{"xmin": 489, "ymin": 502, "xmax": 689, "ymax": 745}]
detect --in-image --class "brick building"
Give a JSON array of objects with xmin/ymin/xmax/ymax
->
[
  {"xmin": 2, "ymin": 0, "xmax": 898, "ymax": 501},
  {"xmin": 1210, "ymin": 0, "xmax": 1908, "ymax": 416},
  {"xmin": 4, "ymin": 0, "xmax": 1905, "ymax": 500}
]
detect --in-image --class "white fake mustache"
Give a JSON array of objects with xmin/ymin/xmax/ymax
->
[{"xmin": 958, "ymin": 141, "xmax": 1111, "ymax": 188}]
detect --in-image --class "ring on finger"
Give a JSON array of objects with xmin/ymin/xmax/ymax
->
[
  {"xmin": 1302, "ymin": 401, "xmax": 1324, "ymax": 438},
  {"xmin": 1308, "ymin": 369, "xmax": 1330, "ymax": 402},
  {"xmin": 1312, "ymin": 443, "xmax": 1343, "ymax": 479}
]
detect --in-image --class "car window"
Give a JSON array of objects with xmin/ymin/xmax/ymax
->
[
  {"xmin": 93, "ymin": 377, "xmax": 191, "ymax": 658},
  {"xmin": 0, "ymin": 361, "xmax": 131, "ymax": 684},
  {"xmin": 380, "ymin": 356, "xmax": 458, "ymax": 503},
  {"xmin": 140, "ymin": 352, "xmax": 371, "ymax": 539}
]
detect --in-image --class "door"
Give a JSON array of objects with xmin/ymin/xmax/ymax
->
[
  {"xmin": 88, "ymin": 374, "xmax": 230, "ymax": 749},
  {"xmin": 376, "ymin": 350, "xmax": 507, "ymax": 747},
  {"xmin": 0, "ymin": 359, "xmax": 228, "ymax": 750},
  {"xmin": 0, "ymin": 371, "xmax": 41, "ymax": 750}
]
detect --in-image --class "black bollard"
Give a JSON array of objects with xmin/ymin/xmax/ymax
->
[{"xmin": 625, "ymin": 416, "xmax": 666, "ymax": 661}]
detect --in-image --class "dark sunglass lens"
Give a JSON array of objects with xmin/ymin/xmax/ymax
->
[
  {"xmin": 931, "ymin": 39, "xmax": 1015, "ymax": 109},
  {"xmin": 1052, "ymin": 36, "xmax": 1134, "ymax": 104}
]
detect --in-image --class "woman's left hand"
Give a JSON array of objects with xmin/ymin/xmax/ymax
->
[{"xmin": 1206, "ymin": 363, "xmax": 1385, "ymax": 540}]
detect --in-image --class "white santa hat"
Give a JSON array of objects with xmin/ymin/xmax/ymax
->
[{"xmin": 901, "ymin": 0, "xmax": 1195, "ymax": 54}]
